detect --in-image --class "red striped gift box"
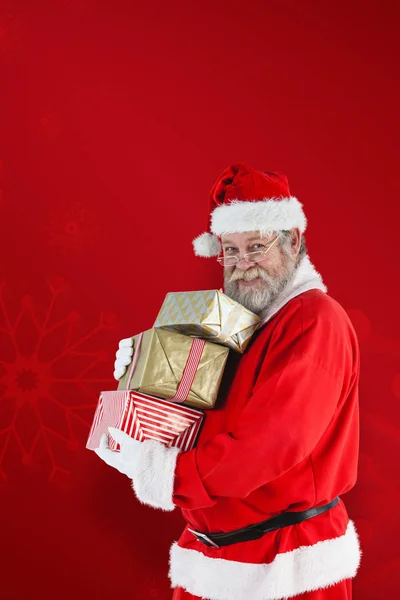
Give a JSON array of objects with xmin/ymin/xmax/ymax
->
[{"xmin": 86, "ymin": 390, "xmax": 204, "ymax": 452}]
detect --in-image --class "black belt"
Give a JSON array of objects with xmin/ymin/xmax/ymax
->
[{"xmin": 188, "ymin": 497, "xmax": 340, "ymax": 548}]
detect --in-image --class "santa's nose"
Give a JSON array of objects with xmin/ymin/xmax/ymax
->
[{"xmin": 235, "ymin": 257, "xmax": 254, "ymax": 271}]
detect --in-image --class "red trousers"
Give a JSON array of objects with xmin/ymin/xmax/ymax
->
[{"xmin": 172, "ymin": 578, "xmax": 352, "ymax": 600}]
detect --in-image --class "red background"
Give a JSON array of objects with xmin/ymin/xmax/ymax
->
[{"xmin": 1, "ymin": 1, "xmax": 399, "ymax": 598}]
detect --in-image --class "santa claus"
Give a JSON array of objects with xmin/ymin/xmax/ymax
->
[{"xmin": 95, "ymin": 162, "xmax": 361, "ymax": 600}]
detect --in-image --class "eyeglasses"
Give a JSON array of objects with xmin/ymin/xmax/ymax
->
[{"xmin": 216, "ymin": 234, "xmax": 281, "ymax": 267}]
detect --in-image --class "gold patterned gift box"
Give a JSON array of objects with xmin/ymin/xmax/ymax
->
[
  {"xmin": 154, "ymin": 290, "xmax": 261, "ymax": 353},
  {"xmin": 117, "ymin": 328, "xmax": 229, "ymax": 410}
]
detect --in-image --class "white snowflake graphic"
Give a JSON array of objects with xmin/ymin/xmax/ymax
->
[
  {"xmin": 43, "ymin": 199, "xmax": 100, "ymax": 255},
  {"xmin": 0, "ymin": 277, "xmax": 116, "ymax": 481}
]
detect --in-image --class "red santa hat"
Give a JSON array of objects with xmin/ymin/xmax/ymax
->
[{"xmin": 193, "ymin": 162, "xmax": 307, "ymax": 257}]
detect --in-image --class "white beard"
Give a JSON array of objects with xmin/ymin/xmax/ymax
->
[{"xmin": 223, "ymin": 257, "xmax": 298, "ymax": 316}]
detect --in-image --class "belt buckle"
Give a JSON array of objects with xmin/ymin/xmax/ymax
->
[{"xmin": 188, "ymin": 528, "xmax": 220, "ymax": 549}]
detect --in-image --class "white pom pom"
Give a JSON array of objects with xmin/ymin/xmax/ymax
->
[{"xmin": 192, "ymin": 232, "xmax": 221, "ymax": 257}]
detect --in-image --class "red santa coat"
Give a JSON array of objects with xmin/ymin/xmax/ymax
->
[{"xmin": 129, "ymin": 257, "xmax": 361, "ymax": 600}]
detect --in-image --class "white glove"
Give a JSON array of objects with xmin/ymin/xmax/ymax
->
[
  {"xmin": 94, "ymin": 427, "xmax": 142, "ymax": 479},
  {"xmin": 113, "ymin": 337, "xmax": 134, "ymax": 380}
]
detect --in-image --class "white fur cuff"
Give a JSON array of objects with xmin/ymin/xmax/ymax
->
[{"xmin": 131, "ymin": 439, "xmax": 181, "ymax": 511}]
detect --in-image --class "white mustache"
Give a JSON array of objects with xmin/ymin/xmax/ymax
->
[{"xmin": 228, "ymin": 266, "xmax": 271, "ymax": 283}]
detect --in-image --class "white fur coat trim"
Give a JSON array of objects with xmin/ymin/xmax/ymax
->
[
  {"xmin": 131, "ymin": 439, "xmax": 180, "ymax": 511},
  {"xmin": 211, "ymin": 197, "xmax": 307, "ymax": 236},
  {"xmin": 259, "ymin": 255, "xmax": 327, "ymax": 327},
  {"xmin": 169, "ymin": 519, "xmax": 361, "ymax": 600}
]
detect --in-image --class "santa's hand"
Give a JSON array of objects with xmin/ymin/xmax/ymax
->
[
  {"xmin": 94, "ymin": 428, "xmax": 142, "ymax": 479},
  {"xmin": 113, "ymin": 337, "xmax": 134, "ymax": 380}
]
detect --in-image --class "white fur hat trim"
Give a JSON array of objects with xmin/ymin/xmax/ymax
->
[
  {"xmin": 192, "ymin": 197, "xmax": 307, "ymax": 257},
  {"xmin": 211, "ymin": 197, "xmax": 307, "ymax": 236}
]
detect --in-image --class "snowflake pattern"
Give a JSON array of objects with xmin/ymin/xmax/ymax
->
[
  {"xmin": 43, "ymin": 199, "xmax": 100, "ymax": 255},
  {"xmin": 0, "ymin": 277, "xmax": 116, "ymax": 481}
]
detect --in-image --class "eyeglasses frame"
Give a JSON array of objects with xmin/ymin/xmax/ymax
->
[{"xmin": 216, "ymin": 234, "xmax": 281, "ymax": 267}]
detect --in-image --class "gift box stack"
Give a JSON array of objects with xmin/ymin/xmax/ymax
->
[{"xmin": 86, "ymin": 290, "xmax": 261, "ymax": 453}]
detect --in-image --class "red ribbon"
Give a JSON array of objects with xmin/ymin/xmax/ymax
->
[{"xmin": 170, "ymin": 338, "xmax": 206, "ymax": 403}]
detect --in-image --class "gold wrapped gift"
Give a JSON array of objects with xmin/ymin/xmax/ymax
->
[
  {"xmin": 154, "ymin": 290, "xmax": 261, "ymax": 353},
  {"xmin": 117, "ymin": 328, "xmax": 229, "ymax": 409}
]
